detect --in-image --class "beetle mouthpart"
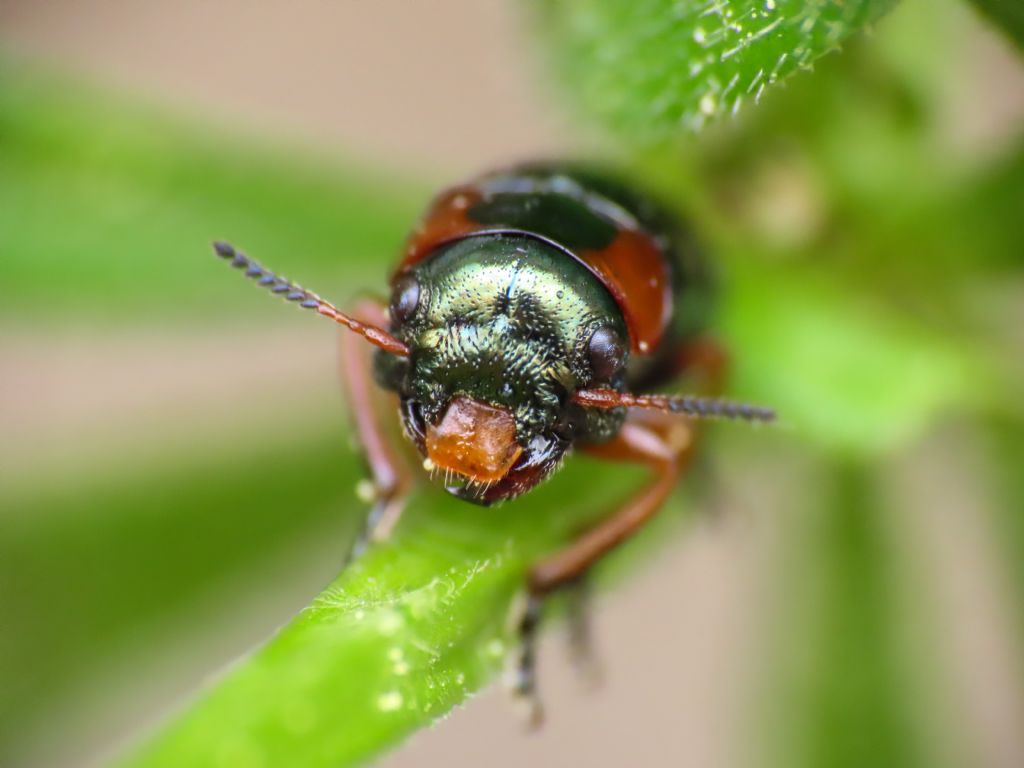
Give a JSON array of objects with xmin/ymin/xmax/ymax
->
[{"xmin": 425, "ymin": 396, "xmax": 523, "ymax": 484}]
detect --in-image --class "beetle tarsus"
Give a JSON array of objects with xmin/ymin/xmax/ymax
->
[{"xmin": 509, "ymin": 593, "xmax": 546, "ymax": 729}]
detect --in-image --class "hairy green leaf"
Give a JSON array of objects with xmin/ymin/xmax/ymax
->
[{"xmin": 535, "ymin": 0, "xmax": 898, "ymax": 138}]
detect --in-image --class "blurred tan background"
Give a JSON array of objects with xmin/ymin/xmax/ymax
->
[
  {"xmin": 1, "ymin": 2, "xmax": 1023, "ymax": 768},
  {"xmin": 0, "ymin": 0, "xmax": 572, "ymax": 176}
]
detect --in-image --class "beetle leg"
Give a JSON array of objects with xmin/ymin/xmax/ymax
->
[
  {"xmin": 652, "ymin": 337, "xmax": 729, "ymax": 517},
  {"xmin": 510, "ymin": 415, "xmax": 694, "ymax": 717},
  {"xmin": 509, "ymin": 592, "xmax": 545, "ymax": 728},
  {"xmin": 530, "ymin": 418, "xmax": 691, "ymax": 593},
  {"xmin": 509, "ymin": 575, "xmax": 598, "ymax": 726},
  {"xmin": 340, "ymin": 299, "xmax": 413, "ymax": 561},
  {"xmin": 626, "ymin": 334, "xmax": 727, "ymax": 513},
  {"xmin": 673, "ymin": 336, "xmax": 728, "ymax": 395},
  {"xmin": 633, "ymin": 335, "xmax": 729, "ymax": 396}
]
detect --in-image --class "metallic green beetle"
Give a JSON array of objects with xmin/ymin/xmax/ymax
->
[{"xmin": 215, "ymin": 162, "xmax": 773, "ymax": 718}]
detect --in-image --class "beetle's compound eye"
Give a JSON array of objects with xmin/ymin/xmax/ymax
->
[
  {"xmin": 587, "ymin": 326, "xmax": 625, "ymax": 382},
  {"xmin": 390, "ymin": 272, "xmax": 421, "ymax": 325}
]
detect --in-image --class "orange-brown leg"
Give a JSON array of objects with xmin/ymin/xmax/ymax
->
[
  {"xmin": 512, "ymin": 415, "xmax": 696, "ymax": 721},
  {"xmin": 530, "ymin": 419, "xmax": 692, "ymax": 594},
  {"xmin": 672, "ymin": 336, "xmax": 729, "ymax": 395},
  {"xmin": 339, "ymin": 299, "xmax": 414, "ymax": 559},
  {"xmin": 637, "ymin": 335, "xmax": 729, "ymax": 395}
]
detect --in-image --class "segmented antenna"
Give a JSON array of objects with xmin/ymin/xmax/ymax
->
[
  {"xmin": 213, "ymin": 241, "xmax": 409, "ymax": 356},
  {"xmin": 573, "ymin": 388, "xmax": 776, "ymax": 424}
]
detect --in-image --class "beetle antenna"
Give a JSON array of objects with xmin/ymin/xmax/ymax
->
[
  {"xmin": 573, "ymin": 388, "xmax": 775, "ymax": 425},
  {"xmin": 213, "ymin": 241, "xmax": 409, "ymax": 356}
]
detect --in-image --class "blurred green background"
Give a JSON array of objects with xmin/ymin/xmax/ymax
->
[{"xmin": 1, "ymin": 0, "xmax": 1022, "ymax": 767}]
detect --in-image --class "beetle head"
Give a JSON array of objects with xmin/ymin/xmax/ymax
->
[{"xmin": 376, "ymin": 235, "xmax": 629, "ymax": 504}]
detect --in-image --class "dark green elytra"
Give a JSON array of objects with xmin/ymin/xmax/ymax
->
[{"xmin": 467, "ymin": 188, "xmax": 618, "ymax": 251}]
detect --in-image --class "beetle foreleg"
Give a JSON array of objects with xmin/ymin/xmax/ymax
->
[
  {"xmin": 509, "ymin": 417, "xmax": 693, "ymax": 719},
  {"xmin": 340, "ymin": 299, "xmax": 413, "ymax": 562},
  {"xmin": 529, "ymin": 420, "xmax": 688, "ymax": 594},
  {"xmin": 631, "ymin": 336, "xmax": 729, "ymax": 395}
]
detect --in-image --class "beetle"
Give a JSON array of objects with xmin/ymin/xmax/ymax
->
[{"xmin": 214, "ymin": 162, "xmax": 773, "ymax": 718}]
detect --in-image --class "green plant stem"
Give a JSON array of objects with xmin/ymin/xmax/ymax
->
[{"xmin": 117, "ymin": 458, "xmax": 656, "ymax": 768}]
